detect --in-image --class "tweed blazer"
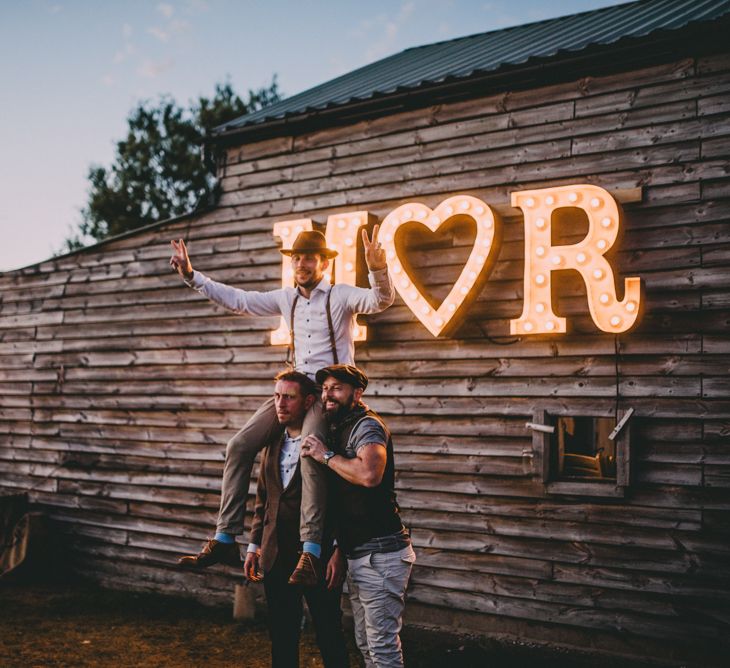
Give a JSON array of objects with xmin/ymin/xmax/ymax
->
[{"xmin": 249, "ymin": 432, "xmax": 305, "ymax": 574}]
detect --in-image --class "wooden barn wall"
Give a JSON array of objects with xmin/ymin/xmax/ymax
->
[{"xmin": 1, "ymin": 52, "xmax": 729, "ymax": 660}]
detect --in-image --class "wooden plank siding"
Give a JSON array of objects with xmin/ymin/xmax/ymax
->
[{"xmin": 1, "ymin": 52, "xmax": 729, "ymax": 660}]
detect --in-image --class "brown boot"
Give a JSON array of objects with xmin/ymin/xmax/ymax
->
[
  {"xmin": 178, "ymin": 538, "xmax": 242, "ymax": 569},
  {"xmin": 288, "ymin": 551, "xmax": 321, "ymax": 587}
]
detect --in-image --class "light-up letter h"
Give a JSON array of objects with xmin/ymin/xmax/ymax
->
[{"xmin": 510, "ymin": 184, "xmax": 642, "ymax": 335}]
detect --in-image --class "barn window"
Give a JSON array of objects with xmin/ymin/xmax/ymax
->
[{"xmin": 530, "ymin": 410, "xmax": 632, "ymax": 497}]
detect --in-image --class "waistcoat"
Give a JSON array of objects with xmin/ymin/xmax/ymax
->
[{"xmin": 327, "ymin": 404, "xmax": 403, "ymax": 553}]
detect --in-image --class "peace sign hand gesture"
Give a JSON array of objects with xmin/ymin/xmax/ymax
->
[
  {"xmin": 362, "ymin": 224, "xmax": 387, "ymax": 271},
  {"xmin": 169, "ymin": 239, "xmax": 194, "ymax": 280}
]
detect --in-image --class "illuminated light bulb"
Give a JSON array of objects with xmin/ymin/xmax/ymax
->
[
  {"xmin": 568, "ymin": 192, "xmax": 578, "ymax": 203},
  {"xmin": 601, "ymin": 217, "xmax": 612, "ymax": 228},
  {"xmin": 545, "ymin": 195, "xmax": 555, "ymax": 205},
  {"xmin": 535, "ymin": 218, "xmax": 546, "ymax": 229},
  {"xmin": 392, "ymin": 263, "xmax": 401, "ymax": 274},
  {"xmin": 286, "ymin": 268, "xmax": 294, "ymax": 277},
  {"xmin": 600, "ymin": 293, "xmax": 610, "ymax": 304},
  {"xmin": 280, "ymin": 227, "xmax": 290, "ymax": 236},
  {"xmin": 625, "ymin": 301, "xmax": 637, "ymax": 313},
  {"xmin": 435, "ymin": 317, "xmax": 444, "ymax": 327},
  {"xmin": 445, "ymin": 205, "xmax": 454, "ymax": 216},
  {"xmin": 484, "ymin": 220, "xmax": 493, "ymax": 229},
  {"xmin": 324, "ymin": 273, "xmax": 332, "ymax": 282},
  {"xmin": 294, "ymin": 225, "xmax": 304, "ymax": 234},
  {"xmin": 421, "ymin": 305, "xmax": 430, "ymax": 314},
  {"xmin": 475, "ymin": 206, "xmax": 485, "ymax": 215},
  {"xmin": 344, "ymin": 237, "xmax": 354, "ymax": 247},
  {"xmin": 545, "ymin": 321, "xmax": 555, "ymax": 331},
  {"xmin": 477, "ymin": 255, "xmax": 485, "ymax": 263},
  {"xmin": 345, "ymin": 262, "xmax": 354, "ymax": 271},
  {"xmin": 448, "ymin": 303, "xmax": 457, "ymax": 312},
  {"xmin": 337, "ymin": 219, "xmax": 346, "ymax": 229},
  {"xmin": 523, "ymin": 321, "xmax": 534, "ymax": 332},
  {"xmin": 387, "ymin": 250, "xmax": 396, "ymax": 260},
  {"xmin": 409, "ymin": 290, "xmax": 418, "ymax": 300},
  {"xmin": 460, "ymin": 200, "xmax": 470, "ymax": 211},
  {"xmin": 402, "ymin": 209, "xmax": 413, "ymax": 221},
  {"xmin": 551, "ymin": 255, "xmax": 563, "ymax": 266},
  {"xmin": 535, "ymin": 274, "xmax": 546, "ymax": 285},
  {"xmin": 415, "ymin": 209, "xmax": 426, "ymax": 219},
  {"xmin": 525, "ymin": 198, "xmax": 535, "ymax": 208},
  {"xmin": 469, "ymin": 270, "xmax": 477, "ymax": 280},
  {"xmin": 597, "ymin": 239, "xmax": 608, "ymax": 250},
  {"xmin": 384, "ymin": 233, "xmax": 393, "ymax": 242},
  {"xmin": 576, "ymin": 252, "xmax": 587, "ymax": 264},
  {"xmin": 535, "ymin": 302, "xmax": 546, "ymax": 313},
  {"xmin": 430, "ymin": 215, "xmax": 440, "ymax": 225},
  {"xmin": 353, "ymin": 217, "xmax": 362, "ymax": 226},
  {"xmin": 535, "ymin": 246, "xmax": 546, "ymax": 257},
  {"xmin": 400, "ymin": 278, "xmax": 410, "ymax": 288},
  {"xmin": 610, "ymin": 315, "xmax": 622, "ymax": 327},
  {"xmin": 482, "ymin": 237, "xmax": 492, "ymax": 246},
  {"xmin": 590, "ymin": 197, "xmax": 601, "ymax": 209},
  {"xmin": 460, "ymin": 286, "xmax": 469, "ymax": 295},
  {"xmin": 593, "ymin": 268, "xmax": 604, "ymax": 280}
]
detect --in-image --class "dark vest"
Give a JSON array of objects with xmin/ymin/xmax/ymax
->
[{"xmin": 327, "ymin": 405, "xmax": 403, "ymax": 554}]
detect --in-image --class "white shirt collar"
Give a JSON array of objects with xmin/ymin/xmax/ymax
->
[{"xmin": 296, "ymin": 277, "xmax": 330, "ymax": 297}]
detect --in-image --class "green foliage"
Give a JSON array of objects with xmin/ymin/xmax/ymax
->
[{"xmin": 63, "ymin": 78, "xmax": 280, "ymax": 251}]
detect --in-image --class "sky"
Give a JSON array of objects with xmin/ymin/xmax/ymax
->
[{"xmin": 0, "ymin": 0, "xmax": 629, "ymax": 272}]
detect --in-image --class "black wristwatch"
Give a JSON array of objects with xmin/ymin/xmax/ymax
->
[{"xmin": 323, "ymin": 450, "xmax": 336, "ymax": 466}]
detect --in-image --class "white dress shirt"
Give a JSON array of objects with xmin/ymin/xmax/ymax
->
[
  {"xmin": 186, "ymin": 269, "xmax": 394, "ymax": 378},
  {"xmin": 279, "ymin": 430, "xmax": 302, "ymax": 490}
]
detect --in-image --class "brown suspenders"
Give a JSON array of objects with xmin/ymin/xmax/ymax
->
[{"xmin": 287, "ymin": 288, "xmax": 339, "ymax": 370}]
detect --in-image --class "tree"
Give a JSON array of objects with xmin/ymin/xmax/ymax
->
[{"xmin": 63, "ymin": 78, "xmax": 280, "ymax": 251}]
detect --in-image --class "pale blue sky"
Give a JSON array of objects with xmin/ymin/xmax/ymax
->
[{"xmin": 0, "ymin": 0, "xmax": 627, "ymax": 271}]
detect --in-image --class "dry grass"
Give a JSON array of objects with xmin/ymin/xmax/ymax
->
[{"xmin": 0, "ymin": 579, "xmax": 669, "ymax": 667}]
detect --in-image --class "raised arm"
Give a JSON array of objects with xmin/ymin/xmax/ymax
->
[
  {"xmin": 340, "ymin": 225, "xmax": 395, "ymax": 314},
  {"xmin": 170, "ymin": 238, "xmax": 283, "ymax": 317}
]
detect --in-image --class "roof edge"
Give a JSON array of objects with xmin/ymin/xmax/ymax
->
[
  {"xmin": 2, "ymin": 206, "xmax": 213, "ymax": 277},
  {"xmin": 208, "ymin": 17, "xmax": 729, "ymax": 148}
]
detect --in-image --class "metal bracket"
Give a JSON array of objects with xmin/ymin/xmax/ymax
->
[{"xmin": 609, "ymin": 407, "xmax": 634, "ymax": 441}]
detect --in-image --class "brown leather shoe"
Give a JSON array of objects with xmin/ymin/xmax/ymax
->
[
  {"xmin": 178, "ymin": 539, "xmax": 242, "ymax": 569},
  {"xmin": 288, "ymin": 551, "xmax": 321, "ymax": 587}
]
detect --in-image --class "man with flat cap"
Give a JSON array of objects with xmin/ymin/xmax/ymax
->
[
  {"xmin": 170, "ymin": 228, "xmax": 393, "ymax": 585},
  {"xmin": 301, "ymin": 364, "xmax": 415, "ymax": 668}
]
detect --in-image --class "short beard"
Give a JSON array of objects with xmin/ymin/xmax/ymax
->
[
  {"xmin": 296, "ymin": 276, "xmax": 319, "ymax": 290},
  {"xmin": 324, "ymin": 399, "xmax": 354, "ymax": 424}
]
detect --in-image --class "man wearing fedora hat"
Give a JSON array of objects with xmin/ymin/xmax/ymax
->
[{"xmin": 170, "ymin": 226, "xmax": 393, "ymax": 585}]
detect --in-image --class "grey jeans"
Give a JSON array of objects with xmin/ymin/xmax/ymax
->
[
  {"xmin": 347, "ymin": 545, "xmax": 416, "ymax": 668},
  {"xmin": 217, "ymin": 395, "xmax": 327, "ymax": 544}
]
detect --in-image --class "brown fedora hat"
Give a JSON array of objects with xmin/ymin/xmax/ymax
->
[{"xmin": 280, "ymin": 230, "xmax": 338, "ymax": 259}]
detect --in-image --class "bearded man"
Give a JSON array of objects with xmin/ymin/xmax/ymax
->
[{"xmin": 301, "ymin": 364, "xmax": 415, "ymax": 668}]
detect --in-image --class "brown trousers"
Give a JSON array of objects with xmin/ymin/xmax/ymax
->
[{"xmin": 217, "ymin": 396, "xmax": 327, "ymax": 544}]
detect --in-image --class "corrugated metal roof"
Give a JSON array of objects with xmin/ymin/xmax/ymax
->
[{"xmin": 217, "ymin": 0, "xmax": 730, "ymax": 133}]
